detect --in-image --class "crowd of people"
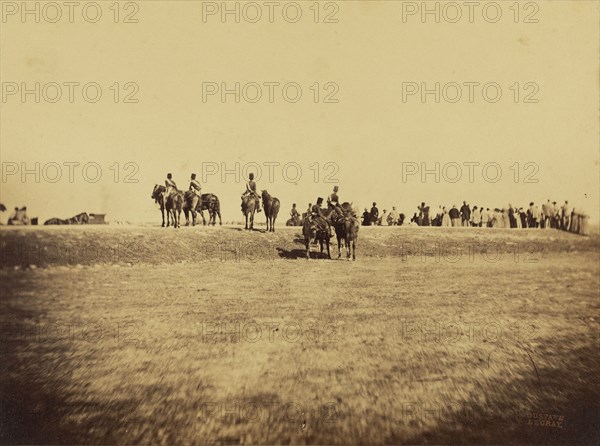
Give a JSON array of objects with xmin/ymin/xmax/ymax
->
[{"xmin": 359, "ymin": 200, "xmax": 589, "ymax": 235}]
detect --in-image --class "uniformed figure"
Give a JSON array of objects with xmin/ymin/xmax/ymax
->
[
  {"xmin": 290, "ymin": 203, "xmax": 300, "ymax": 220},
  {"xmin": 243, "ymin": 173, "xmax": 261, "ymax": 213},
  {"xmin": 165, "ymin": 173, "xmax": 177, "ymax": 201},
  {"xmin": 189, "ymin": 173, "xmax": 202, "ymax": 210},
  {"xmin": 327, "ymin": 186, "xmax": 340, "ymax": 208},
  {"xmin": 311, "ymin": 198, "xmax": 333, "ymax": 238},
  {"xmin": 311, "ymin": 198, "xmax": 324, "ymax": 216},
  {"xmin": 370, "ymin": 203, "xmax": 379, "ymax": 226}
]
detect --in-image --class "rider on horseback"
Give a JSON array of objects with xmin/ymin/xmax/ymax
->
[
  {"xmin": 242, "ymin": 173, "xmax": 261, "ymax": 213},
  {"xmin": 165, "ymin": 173, "xmax": 177, "ymax": 205},
  {"xmin": 310, "ymin": 197, "xmax": 334, "ymax": 239},
  {"xmin": 290, "ymin": 203, "xmax": 300, "ymax": 224},
  {"xmin": 189, "ymin": 173, "xmax": 202, "ymax": 210},
  {"xmin": 327, "ymin": 185, "xmax": 344, "ymax": 221}
]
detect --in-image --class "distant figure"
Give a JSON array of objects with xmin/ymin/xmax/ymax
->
[
  {"xmin": 418, "ymin": 202, "xmax": 430, "ymax": 226},
  {"xmin": 471, "ymin": 206, "xmax": 481, "ymax": 227},
  {"xmin": 370, "ymin": 203, "xmax": 379, "ymax": 226},
  {"xmin": 528, "ymin": 202, "xmax": 540, "ymax": 228},
  {"xmin": 380, "ymin": 209, "xmax": 389, "ymax": 226},
  {"xmin": 460, "ymin": 201, "xmax": 471, "ymax": 227},
  {"xmin": 290, "ymin": 203, "xmax": 300, "ymax": 220},
  {"xmin": 449, "ymin": 205, "xmax": 460, "ymax": 227},
  {"xmin": 441, "ymin": 207, "xmax": 451, "ymax": 227},
  {"xmin": 561, "ymin": 201, "xmax": 570, "ymax": 231},
  {"xmin": 388, "ymin": 207, "xmax": 399, "ymax": 226},
  {"xmin": 362, "ymin": 208, "xmax": 370, "ymax": 226},
  {"xmin": 398, "ymin": 213, "xmax": 406, "ymax": 226}
]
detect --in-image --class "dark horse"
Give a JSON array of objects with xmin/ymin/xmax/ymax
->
[
  {"xmin": 302, "ymin": 214, "xmax": 331, "ymax": 260},
  {"xmin": 329, "ymin": 203, "xmax": 359, "ymax": 261},
  {"xmin": 183, "ymin": 192, "xmax": 222, "ymax": 226},
  {"xmin": 151, "ymin": 184, "xmax": 183, "ymax": 228},
  {"xmin": 261, "ymin": 190, "xmax": 280, "ymax": 232},
  {"xmin": 44, "ymin": 212, "xmax": 89, "ymax": 225},
  {"xmin": 241, "ymin": 194, "xmax": 259, "ymax": 230}
]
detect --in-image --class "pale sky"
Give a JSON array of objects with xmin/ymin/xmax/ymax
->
[{"xmin": 1, "ymin": 1, "xmax": 598, "ymax": 224}]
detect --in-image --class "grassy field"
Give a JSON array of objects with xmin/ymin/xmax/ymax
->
[{"xmin": 1, "ymin": 225, "xmax": 598, "ymax": 445}]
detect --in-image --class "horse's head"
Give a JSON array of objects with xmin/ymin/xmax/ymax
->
[
  {"xmin": 152, "ymin": 184, "xmax": 164, "ymax": 200},
  {"xmin": 261, "ymin": 190, "xmax": 270, "ymax": 200}
]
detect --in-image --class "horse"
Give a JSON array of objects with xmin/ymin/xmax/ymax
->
[
  {"xmin": 286, "ymin": 215, "xmax": 302, "ymax": 226},
  {"xmin": 261, "ymin": 190, "xmax": 280, "ymax": 232},
  {"xmin": 44, "ymin": 217, "xmax": 69, "ymax": 225},
  {"xmin": 168, "ymin": 190, "xmax": 184, "ymax": 229},
  {"xmin": 151, "ymin": 184, "xmax": 182, "ymax": 228},
  {"xmin": 69, "ymin": 212, "xmax": 89, "ymax": 224},
  {"xmin": 329, "ymin": 203, "xmax": 359, "ymax": 260},
  {"xmin": 44, "ymin": 212, "xmax": 89, "ymax": 225},
  {"xmin": 302, "ymin": 214, "xmax": 331, "ymax": 260},
  {"xmin": 241, "ymin": 193, "xmax": 259, "ymax": 230},
  {"xmin": 183, "ymin": 192, "xmax": 222, "ymax": 226},
  {"xmin": 151, "ymin": 184, "xmax": 168, "ymax": 227}
]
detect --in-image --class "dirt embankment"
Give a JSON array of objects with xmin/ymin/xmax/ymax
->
[{"xmin": 0, "ymin": 225, "xmax": 597, "ymax": 268}]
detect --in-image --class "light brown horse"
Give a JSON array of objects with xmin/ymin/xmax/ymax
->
[
  {"xmin": 261, "ymin": 190, "xmax": 280, "ymax": 232},
  {"xmin": 241, "ymin": 194, "xmax": 259, "ymax": 230},
  {"xmin": 330, "ymin": 202, "xmax": 359, "ymax": 260},
  {"xmin": 183, "ymin": 192, "xmax": 222, "ymax": 226},
  {"xmin": 302, "ymin": 215, "xmax": 331, "ymax": 260},
  {"xmin": 168, "ymin": 190, "xmax": 184, "ymax": 229}
]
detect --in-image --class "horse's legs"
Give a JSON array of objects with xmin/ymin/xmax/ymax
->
[
  {"xmin": 337, "ymin": 237, "xmax": 342, "ymax": 259},
  {"xmin": 217, "ymin": 210, "xmax": 222, "ymax": 225},
  {"xmin": 161, "ymin": 207, "xmax": 165, "ymax": 227},
  {"xmin": 244, "ymin": 213, "xmax": 248, "ymax": 230},
  {"xmin": 305, "ymin": 241, "xmax": 310, "ymax": 259},
  {"xmin": 326, "ymin": 238, "xmax": 331, "ymax": 259},
  {"xmin": 352, "ymin": 240, "xmax": 356, "ymax": 261}
]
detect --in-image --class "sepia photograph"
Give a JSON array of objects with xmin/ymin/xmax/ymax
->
[{"xmin": 0, "ymin": 1, "xmax": 599, "ymax": 444}]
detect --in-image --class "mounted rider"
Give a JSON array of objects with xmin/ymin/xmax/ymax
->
[
  {"xmin": 189, "ymin": 173, "xmax": 202, "ymax": 210},
  {"xmin": 310, "ymin": 197, "xmax": 334, "ymax": 239},
  {"xmin": 327, "ymin": 185, "xmax": 344, "ymax": 221},
  {"xmin": 290, "ymin": 203, "xmax": 300, "ymax": 223},
  {"xmin": 242, "ymin": 173, "xmax": 261, "ymax": 213},
  {"xmin": 164, "ymin": 173, "xmax": 177, "ymax": 205}
]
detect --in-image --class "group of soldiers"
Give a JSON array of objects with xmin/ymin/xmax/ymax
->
[
  {"xmin": 161, "ymin": 173, "xmax": 591, "ymax": 236},
  {"xmin": 402, "ymin": 200, "xmax": 589, "ymax": 234}
]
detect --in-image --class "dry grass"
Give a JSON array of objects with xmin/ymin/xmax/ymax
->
[{"xmin": 1, "ymin": 226, "xmax": 598, "ymax": 444}]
